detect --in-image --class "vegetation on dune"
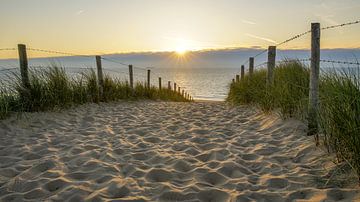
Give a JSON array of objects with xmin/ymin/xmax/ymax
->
[
  {"xmin": 0, "ymin": 66, "xmax": 189, "ymax": 119},
  {"xmin": 227, "ymin": 60, "xmax": 360, "ymax": 181}
]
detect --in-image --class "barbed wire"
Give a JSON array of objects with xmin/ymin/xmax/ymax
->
[
  {"xmin": 321, "ymin": 20, "xmax": 360, "ymax": 31},
  {"xmin": 101, "ymin": 57, "xmax": 129, "ymax": 67},
  {"xmin": 320, "ymin": 59, "xmax": 360, "ymax": 66},
  {"xmin": 276, "ymin": 30, "xmax": 312, "ymax": 47},
  {"xmin": 255, "ymin": 62, "xmax": 268, "ymax": 68},
  {"xmin": 0, "ymin": 48, "xmax": 16, "ymax": 51},
  {"xmin": 26, "ymin": 48, "xmax": 94, "ymax": 58},
  {"xmin": 0, "ymin": 67, "xmax": 18, "ymax": 72}
]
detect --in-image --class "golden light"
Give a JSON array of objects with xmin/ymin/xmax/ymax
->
[{"xmin": 175, "ymin": 46, "xmax": 188, "ymax": 55}]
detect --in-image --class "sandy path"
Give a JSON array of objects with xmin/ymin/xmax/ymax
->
[{"xmin": 0, "ymin": 101, "xmax": 359, "ymax": 201}]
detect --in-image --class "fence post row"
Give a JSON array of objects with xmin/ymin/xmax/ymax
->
[
  {"xmin": 249, "ymin": 57, "xmax": 254, "ymax": 76},
  {"xmin": 129, "ymin": 65, "xmax": 134, "ymax": 89},
  {"xmin": 18, "ymin": 44, "xmax": 30, "ymax": 90},
  {"xmin": 96, "ymin": 56, "xmax": 104, "ymax": 99},
  {"xmin": 308, "ymin": 23, "xmax": 321, "ymax": 143},
  {"xmin": 241, "ymin": 65, "xmax": 245, "ymax": 80},
  {"xmin": 158, "ymin": 77, "xmax": 162, "ymax": 90},
  {"xmin": 147, "ymin": 69, "xmax": 151, "ymax": 88},
  {"xmin": 267, "ymin": 46, "xmax": 276, "ymax": 85}
]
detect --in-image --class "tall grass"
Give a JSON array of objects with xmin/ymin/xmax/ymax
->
[
  {"xmin": 319, "ymin": 70, "xmax": 360, "ymax": 179},
  {"xmin": 0, "ymin": 66, "xmax": 189, "ymax": 119},
  {"xmin": 227, "ymin": 60, "xmax": 360, "ymax": 180},
  {"xmin": 227, "ymin": 61, "xmax": 309, "ymax": 118}
]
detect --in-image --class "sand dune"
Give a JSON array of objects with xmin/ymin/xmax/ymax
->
[{"xmin": 0, "ymin": 101, "xmax": 359, "ymax": 201}]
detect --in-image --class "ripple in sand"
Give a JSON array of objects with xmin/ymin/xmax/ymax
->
[
  {"xmin": 102, "ymin": 182, "xmax": 130, "ymax": 198},
  {"xmin": 159, "ymin": 191, "xmax": 197, "ymax": 201},
  {"xmin": 197, "ymin": 189, "xmax": 230, "ymax": 202},
  {"xmin": 218, "ymin": 163, "xmax": 246, "ymax": 178},
  {"xmin": 173, "ymin": 160, "xmax": 194, "ymax": 173},
  {"xmin": 23, "ymin": 188, "xmax": 46, "ymax": 200},
  {"xmin": 145, "ymin": 169, "xmax": 173, "ymax": 182},
  {"xmin": 199, "ymin": 172, "xmax": 228, "ymax": 186},
  {"xmin": 266, "ymin": 178, "xmax": 289, "ymax": 189},
  {"xmin": 44, "ymin": 178, "xmax": 70, "ymax": 192}
]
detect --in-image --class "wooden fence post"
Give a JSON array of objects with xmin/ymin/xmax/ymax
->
[
  {"xmin": 267, "ymin": 46, "xmax": 276, "ymax": 85},
  {"xmin": 249, "ymin": 57, "xmax": 254, "ymax": 76},
  {"xmin": 182, "ymin": 90, "xmax": 184, "ymax": 97},
  {"xmin": 158, "ymin": 77, "xmax": 162, "ymax": 90},
  {"xmin": 18, "ymin": 44, "xmax": 30, "ymax": 90},
  {"xmin": 178, "ymin": 87, "xmax": 181, "ymax": 93},
  {"xmin": 308, "ymin": 23, "xmax": 321, "ymax": 144},
  {"xmin": 96, "ymin": 56, "xmax": 104, "ymax": 100},
  {"xmin": 232, "ymin": 79, "xmax": 235, "ymax": 83},
  {"xmin": 168, "ymin": 81, "xmax": 171, "ymax": 90},
  {"xmin": 129, "ymin": 65, "xmax": 133, "ymax": 89},
  {"xmin": 241, "ymin": 65, "xmax": 245, "ymax": 80},
  {"xmin": 174, "ymin": 83, "xmax": 177, "ymax": 92},
  {"xmin": 236, "ymin": 75, "xmax": 240, "ymax": 82},
  {"xmin": 147, "ymin": 69, "xmax": 151, "ymax": 88}
]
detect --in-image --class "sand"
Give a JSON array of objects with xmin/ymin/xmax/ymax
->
[{"xmin": 0, "ymin": 101, "xmax": 359, "ymax": 201}]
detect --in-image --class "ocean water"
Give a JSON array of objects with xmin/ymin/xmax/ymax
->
[{"xmin": 1, "ymin": 49, "xmax": 359, "ymax": 100}]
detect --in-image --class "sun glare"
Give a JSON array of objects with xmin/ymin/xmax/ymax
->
[{"xmin": 175, "ymin": 46, "xmax": 187, "ymax": 55}]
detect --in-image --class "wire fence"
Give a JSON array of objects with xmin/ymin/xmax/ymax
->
[
  {"xmin": 0, "ymin": 45, "xmax": 193, "ymax": 99},
  {"xmin": 239, "ymin": 19, "xmax": 360, "ymax": 68}
]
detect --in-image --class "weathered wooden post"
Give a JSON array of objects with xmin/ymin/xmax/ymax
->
[
  {"xmin": 182, "ymin": 89, "xmax": 185, "ymax": 97},
  {"xmin": 174, "ymin": 83, "xmax": 177, "ymax": 92},
  {"xmin": 158, "ymin": 77, "xmax": 162, "ymax": 90},
  {"xmin": 249, "ymin": 57, "xmax": 254, "ymax": 76},
  {"xmin": 96, "ymin": 56, "xmax": 104, "ymax": 100},
  {"xmin": 147, "ymin": 69, "xmax": 151, "ymax": 88},
  {"xmin": 168, "ymin": 81, "xmax": 171, "ymax": 90},
  {"xmin": 129, "ymin": 65, "xmax": 134, "ymax": 89},
  {"xmin": 267, "ymin": 46, "xmax": 276, "ymax": 85},
  {"xmin": 308, "ymin": 23, "xmax": 321, "ymax": 145},
  {"xmin": 178, "ymin": 87, "xmax": 181, "ymax": 93},
  {"xmin": 241, "ymin": 65, "xmax": 245, "ymax": 80},
  {"xmin": 18, "ymin": 44, "xmax": 30, "ymax": 90},
  {"xmin": 236, "ymin": 75, "xmax": 240, "ymax": 83},
  {"xmin": 232, "ymin": 79, "xmax": 235, "ymax": 83}
]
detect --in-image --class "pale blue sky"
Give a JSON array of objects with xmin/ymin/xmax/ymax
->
[{"xmin": 0, "ymin": 0, "xmax": 359, "ymax": 58}]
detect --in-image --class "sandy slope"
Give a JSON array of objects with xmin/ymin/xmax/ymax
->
[{"xmin": 0, "ymin": 101, "xmax": 359, "ymax": 201}]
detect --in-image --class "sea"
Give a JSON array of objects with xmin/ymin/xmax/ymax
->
[{"xmin": 1, "ymin": 49, "xmax": 359, "ymax": 101}]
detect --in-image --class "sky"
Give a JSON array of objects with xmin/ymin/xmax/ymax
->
[{"xmin": 0, "ymin": 0, "xmax": 360, "ymax": 58}]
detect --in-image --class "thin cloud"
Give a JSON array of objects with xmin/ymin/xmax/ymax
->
[
  {"xmin": 245, "ymin": 33, "xmax": 277, "ymax": 44},
  {"xmin": 76, "ymin": 10, "xmax": 85, "ymax": 15},
  {"xmin": 241, "ymin": 19, "xmax": 256, "ymax": 25},
  {"xmin": 315, "ymin": 14, "xmax": 339, "ymax": 26}
]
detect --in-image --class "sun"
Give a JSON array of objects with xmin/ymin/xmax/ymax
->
[{"xmin": 175, "ymin": 46, "xmax": 188, "ymax": 55}]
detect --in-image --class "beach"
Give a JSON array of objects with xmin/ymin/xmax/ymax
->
[{"xmin": 0, "ymin": 101, "xmax": 359, "ymax": 201}]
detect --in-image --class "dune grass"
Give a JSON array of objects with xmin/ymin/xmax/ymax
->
[
  {"xmin": 227, "ymin": 60, "xmax": 360, "ymax": 180},
  {"xmin": 0, "ymin": 66, "xmax": 189, "ymax": 119}
]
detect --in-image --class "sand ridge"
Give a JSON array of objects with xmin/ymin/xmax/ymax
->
[{"xmin": 0, "ymin": 101, "xmax": 359, "ymax": 201}]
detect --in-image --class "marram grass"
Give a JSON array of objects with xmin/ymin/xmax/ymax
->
[
  {"xmin": 227, "ymin": 60, "xmax": 360, "ymax": 180},
  {"xmin": 0, "ymin": 66, "xmax": 189, "ymax": 119}
]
